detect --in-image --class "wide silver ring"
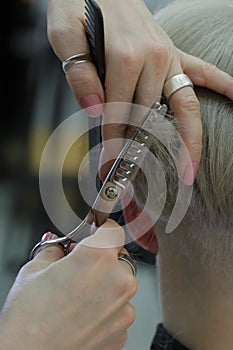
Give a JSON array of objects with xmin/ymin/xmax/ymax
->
[
  {"xmin": 163, "ymin": 73, "xmax": 193, "ymax": 100},
  {"xmin": 62, "ymin": 53, "xmax": 93, "ymax": 73},
  {"xmin": 118, "ymin": 253, "xmax": 137, "ymax": 276}
]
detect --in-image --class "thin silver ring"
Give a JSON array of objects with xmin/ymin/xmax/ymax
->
[
  {"xmin": 62, "ymin": 53, "xmax": 93, "ymax": 73},
  {"xmin": 163, "ymin": 73, "xmax": 193, "ymax": 100},
  {"xmin": 118, "ymin": 253, "xmax": 137, "ymax": 276},
  {"xmin": 30, "ymin": 239, "xmax": 72, "ymax": 260}
]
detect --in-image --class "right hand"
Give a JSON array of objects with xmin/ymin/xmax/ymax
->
[{"xmin": 0, "ymin": 220, "xmax": 137, "ymax": 350}]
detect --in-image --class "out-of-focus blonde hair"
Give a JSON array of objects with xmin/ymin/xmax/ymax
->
[{"xmin": 134, "ymin": 0, "xmax": 233, "ymax": 266}]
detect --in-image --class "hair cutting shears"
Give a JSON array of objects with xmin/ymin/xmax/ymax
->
[{"xmin": 29, "ymin": 102, "xmax": 167, "ymax": 259}]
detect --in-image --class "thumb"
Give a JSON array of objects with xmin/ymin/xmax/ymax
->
[
  {"xmin": 78, "ymin": 219, "xmax": 126, "ymax": 255},
  {"xmin": 47, "ymin": 4, "xmax": 104, "ymax": 116}
]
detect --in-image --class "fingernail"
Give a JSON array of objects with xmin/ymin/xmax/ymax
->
[
  {"xmin": 41, "ymin": 232, "xmax": 52, "ymax": 241},
  {"xmin": 182, "ymin": 162, "xmax": 199, "ymax": 186},
  {"xmin": 78, "ymin": 94, "xmax": 103, "ymax": 117}
]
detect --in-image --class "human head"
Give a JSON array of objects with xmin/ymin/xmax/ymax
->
[{"xmin": 131, "ymin": 0, "xmax": 233, "ymax": 269}]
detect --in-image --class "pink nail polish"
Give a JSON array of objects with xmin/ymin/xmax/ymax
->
[
  {"xmin": 41, "ymin": 232, "xmax": 52, "ymax": 241},
  {"xmin": 78, "ymin": 94, "xmax": 103, "ymax": 117},
  {"xmin": 182, "ymin": 162, "xmax": 199, "ymax": 186}
]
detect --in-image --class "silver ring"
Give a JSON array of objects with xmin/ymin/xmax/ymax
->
[
  {"xmin": 30, "ymin": 238, "xmax": 71, "ymax": 260},
  {"xmin": 163, "ymin": 73, "xmax": 193, "ymax": 100},
  {"xmin": 118, "ymin": 253, "xmax": 137, "ymax": 276},
  {"xmin": 62, "ymin": 53, "xmax": 93, "ymax": 73}
]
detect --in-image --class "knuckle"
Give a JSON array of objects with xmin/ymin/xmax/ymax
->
[
  {"xmin": 117, "ymin": 275, "xmax": 138, "ymax": 299},
  {"xmin": 127, "ymin": 275, "xmax": 138, "ymax": 297},
  {"xmin": 107, "ymin": 332, "xmax": 128, "ymax": 350},
  {"xmin": 112, "ymin": 305, "xmax": 135, "ymax": 332},
  {"xmin": 179, "ymin": 93, "xmax": 200, "ymax": 113},
  {"xmin": 151, "ymin": 42, "xmax": 169, "ymax": 66},
  {"xmin": 67, "ymin": 65, "xmax": 98, "ymax": 91},
  {"xmin": 47, "ymin": 23, "xmax": 69, "ymax": 47},
  {"xmin": 222, "ymin": 78, "xmax": 233, "ymax": 96},
  {"xmin": 119, "ymin": 331, "xmax": 128, "ymax": 348},
  {"xmin": 18, "ymin": 261, "xmax": 32, "ymax": 276},
  {"xmin": 187, "ymin": 140, "xmax": 203, "ymax": 155},
  {"xmin": 150, "ymin": 40, "xmax": 171, "ymax": 74},
  {"xmin": 121, "ymin": 51, "xmax": 142, "ymax": 80},
  {"xmin": 204, "ymin": 62, "xmax": 218, "ymax": 76},
  {"xmin": 110, "ymin": 42, "xmax": 142, "ymax": 78},
  {"xmin": 118, "ymin": 42, "xmax": 138, "ymax": 67},
  {"xmin": 124, "ymin": 304, "xmax": 136, "ymax": 327}
]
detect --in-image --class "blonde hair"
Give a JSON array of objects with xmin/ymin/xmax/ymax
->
[{"xmin": 135, "ymin": 0, "xmax": 233, "ymax": 266}]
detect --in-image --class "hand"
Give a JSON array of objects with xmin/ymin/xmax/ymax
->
[
  {"xmin": 0, "ymin": 220, "xmax": 137, "ymax": 350},
  {"xmin": 47, "ymin": 0, "xmax": 233, "ymax": 184}
]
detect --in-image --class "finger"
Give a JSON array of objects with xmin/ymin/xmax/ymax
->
[
  {"xmin": 98, "ymin": 47, "xmax": 144, "ymax": 178},
  {"xmin": 169, "ymin": 86, "xmax": 202, "ymax": 185},
  {"xmin": 164, "ymin": 55, "xmax": 202, "ymax": 185},
  {"xmin": 180, "ymin": 51, "xmax": 233, "ymax": 100},
  {"xmin": 47, "ymin": 3, "xmax": 104, "ymax": 116},
  {"xmin": 32, "ymin": 232, "xmax": 65, "ymax": 265},
  {"xmin": 78, "ymin": 219, "xmax": 125, "ymax": 253},
  {"xmin": 134, "ymin": 43, "xmax": 169, "ymax": 106},
  {"xmin": 66, "ymin": 62, "xmax": 104, "ymax": 117}
]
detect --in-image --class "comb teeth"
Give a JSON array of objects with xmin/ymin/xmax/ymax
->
[
  {"xmin": 84, "ymin": 2, "xmax": 95, "ymax": 48},
  {"xmin": 112, "ymin": 136, "xmax": 150, "ymax": 189},
  {"xmin": 111, "ymin": 103, "xmax": 168, "ymax": 190}
]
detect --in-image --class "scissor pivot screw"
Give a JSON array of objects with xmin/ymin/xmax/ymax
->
[{"xmin": 105, "ymin": 186, "xmax": 118, "ymax": 199}]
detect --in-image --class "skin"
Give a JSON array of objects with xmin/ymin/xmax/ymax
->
[
  {"xmin": 0, "ymin": 220, "xmax": 137, "ymax": 350},
  {"xmin": 156, "ymin": 228, "xmax": 233, "ymax": 350},
  {"xmin": 47, "ymin": 0, "xmax": 233, "ymax": 183}
]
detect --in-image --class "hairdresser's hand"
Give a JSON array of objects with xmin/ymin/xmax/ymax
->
[
  {"xmin": 0, "ymin": 220, "xmax": 137, "ymax": 350},
  {"xmin": 47, "ymin": 0, "xmax": 233, "ymax": 184}
]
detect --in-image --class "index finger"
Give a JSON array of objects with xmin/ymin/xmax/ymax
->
[{"xmin": 47, "ymin": 1, "xmax": 104, "ymax": 114}]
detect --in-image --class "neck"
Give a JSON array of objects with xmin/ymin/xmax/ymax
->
[{"xmin": 157, "ymin": 237, "xmax": 233, "ymax": 350}]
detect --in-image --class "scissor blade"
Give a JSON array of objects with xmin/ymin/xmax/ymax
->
[{"xmin": 91, "ymin": 102, "xmax": 168, "ymax": 228}]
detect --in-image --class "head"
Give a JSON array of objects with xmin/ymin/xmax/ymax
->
[
  {"xmin": 123, "ymin": 1, "xmax": 233, "ymax": 345},
  {"xmin": 126, "ymin": 0, "xmax": 233, "ymax": 271}
]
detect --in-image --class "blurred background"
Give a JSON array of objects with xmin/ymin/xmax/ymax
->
[{"xmin": 1, "ymin": 0, "xmax": 173, "ymax": 348}]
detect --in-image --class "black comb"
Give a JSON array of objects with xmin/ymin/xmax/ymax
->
[{"xmin": 84, "ymin": 0, "xmax": 106, "ymax": 87}]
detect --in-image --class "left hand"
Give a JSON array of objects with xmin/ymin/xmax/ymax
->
[{"xmin": 47, "ymin": 0, "xmax": 233, "ymax": 184}]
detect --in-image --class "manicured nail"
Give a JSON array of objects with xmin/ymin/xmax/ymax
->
[
  {"xmin": 182, "ymin": 162, "xmax": 199, "ymax": 186},
  {"xmin": 78, "ymin": 94, "xmax": 103, "ymax": 117},
  {"xmin": 41, "ymin": 232, "xmax": 52, "ymax": 241}
]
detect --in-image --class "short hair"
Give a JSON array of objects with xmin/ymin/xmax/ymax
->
[{"xmin": 134, "ymin": 0, "xmax": 233, "ymax": 267}]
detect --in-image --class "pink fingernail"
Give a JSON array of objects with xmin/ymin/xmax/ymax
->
[
  {"xmin": 41, "ymin": 232, "xmax": 52, "ymax": 241},
  {"xmin": 182, "ymin": 162, "xmax": 199, "ymax": 186},
  {"xmin": 78, "ymin": 94, "xmax": 103, "ymax": 117}
]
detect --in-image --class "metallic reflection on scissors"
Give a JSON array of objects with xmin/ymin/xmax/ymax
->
[{"xmin": 29, "ymin": 102, "xmax": 167, "ymax": 260}]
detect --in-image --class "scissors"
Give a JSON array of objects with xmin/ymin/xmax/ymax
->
[{"xmin": 29, "ymin": 102, "xmax": 167, "ymax": 260}]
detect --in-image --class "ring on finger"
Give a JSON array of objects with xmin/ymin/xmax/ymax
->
[
  {"xmin": 163, "ymin": 73, "xmax": 193, "ymax": 101},
  {"xmin": 30, "ymin": 240, "xmax": 70, "ymax": 260},
  {"xmin": 62, "ymin": 53, "xmax": 93, "ymax": 73},
  {"xmin": 118, "ymin": 252, "xmax": 137, "ymax": 276}
]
